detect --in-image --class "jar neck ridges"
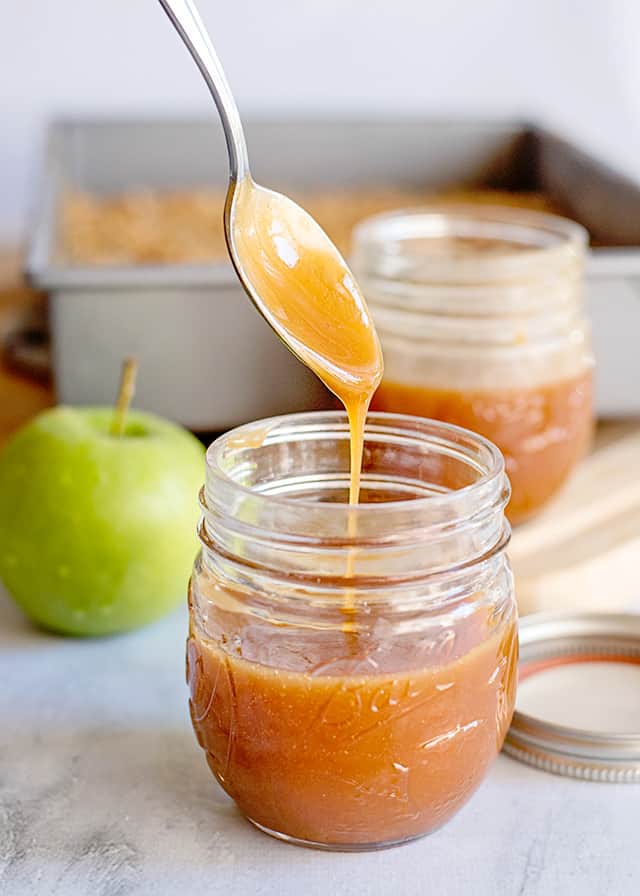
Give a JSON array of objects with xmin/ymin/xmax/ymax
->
[{"xmin": 200, "ymin": 412, "xmax": 510, "ymax": 593}]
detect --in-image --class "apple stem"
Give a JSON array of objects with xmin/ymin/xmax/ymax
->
[{"xmin": 110, "ymin": 358, "xmax": 138, "ymax": 437}]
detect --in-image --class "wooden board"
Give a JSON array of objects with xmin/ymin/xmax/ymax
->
[
  {"xmin": 0, "ymin": 250, "xmax": 53, "ymax": 445},
  {"xmin": 510, "ymin": 422, "xmax": 640, "ymax": 614}
]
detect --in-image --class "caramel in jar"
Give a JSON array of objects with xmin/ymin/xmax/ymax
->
[
  {"xmin": 188, "ymin": 593, "xmax": 517, "ymax": 846},
  {"xmin": 372, "ymin": 370, "xmax": 593, "ymax": 523}
]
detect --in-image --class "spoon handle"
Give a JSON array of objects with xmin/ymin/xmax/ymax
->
[{"xmin": 157, "ymin": 0, "xmax": 249, "ymax": 181}]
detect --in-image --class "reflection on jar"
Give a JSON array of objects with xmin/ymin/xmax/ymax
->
[
  {"xmin": 187, "ymin": 412, "xmax": 518, "ymax": 850},
  {"xmin": 352, "ymin": 205, "xmax": 595, "ymax": 523}
]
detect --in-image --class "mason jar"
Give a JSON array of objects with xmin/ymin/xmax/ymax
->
[
  {"xmin": 351, "ymin": 205, "xmax": 594, "ymax": 523},
  {"xmin": 187, "ymin": 411, "xmax": 517, "ymax": 850}
]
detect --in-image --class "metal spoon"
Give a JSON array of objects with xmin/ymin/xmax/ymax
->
[
  {"xmin": 157, "ymin": 0, "xmax": 249, "ymax": 183},
  {"xmin": 157, "ymin": 0, "xmax": 383, "ymax": 400}
]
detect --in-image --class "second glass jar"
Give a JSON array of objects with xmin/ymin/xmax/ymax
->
[{"xmin": 352, "ymin": 205, "xmax": 594, "ymax": 523}]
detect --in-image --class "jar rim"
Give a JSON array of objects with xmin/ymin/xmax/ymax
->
[
  {"xmin": 351, "ymin": 203, "xmax": 588, "ymax": 285},
  {"xmin": 353, "ymin": 202, "xmax": 588, "ymax": 251},
  {"xmin": 205, "ymin": 410, "xmax": 506, "ymax": 517},
  {"xmin": 202, "ymin": 412, "xmax": 509, "ymax": 586}
]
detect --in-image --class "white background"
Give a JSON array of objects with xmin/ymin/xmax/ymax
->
[{"xmin": 1, "ymin": 0, "xmax": 640, "ymax": 241}]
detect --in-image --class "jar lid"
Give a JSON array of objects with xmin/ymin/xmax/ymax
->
[{"xmin": 504, "ymin": 612, "xmax": 640, "ymax": 782}]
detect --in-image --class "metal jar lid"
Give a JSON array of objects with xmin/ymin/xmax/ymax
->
[{"xmin": 504, "ymin": 612, "xmax": 640, "ymax": 782}]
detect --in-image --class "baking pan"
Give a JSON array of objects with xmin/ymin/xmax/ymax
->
[{"xmin": 26, "ymin": 118, "xmax": 640, "ymax": 427}]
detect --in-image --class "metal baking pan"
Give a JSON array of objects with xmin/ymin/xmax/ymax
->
[{"xmin": 26, "ymin": 118, "xmax": 640, "ymax": 428}]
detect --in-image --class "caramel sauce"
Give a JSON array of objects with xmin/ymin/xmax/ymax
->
[
  {"xmin": 372, "ymin": 370, "xmax": 593, "ymax": 523},
  {"xmin": 230, "ymin": 178, "xmax": 383, "ymax": 505},
  {"xmin": 187, "ymin": 610, "xmax": 517, "ymax": 846},
  {"xmin": 188, "ymin": 179, "xmax": 519, "ymax": 847}
]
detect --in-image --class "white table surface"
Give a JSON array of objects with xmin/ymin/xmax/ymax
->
[{"xmin": 1, "ymin": 585, "xmax": 639, "ymax": 896}]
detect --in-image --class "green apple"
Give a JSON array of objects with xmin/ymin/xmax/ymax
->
[{"xmin": 0, "ymin": 406, "xmax": 204, "ymax": 636}]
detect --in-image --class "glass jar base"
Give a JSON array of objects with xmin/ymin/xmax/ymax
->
[{"xmin": 247, "ymin": 818, "xmax": 432, "ymax": 852}]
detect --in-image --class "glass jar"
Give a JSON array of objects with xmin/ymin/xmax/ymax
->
[
  {"xmin": 187, "ymin": 411, "xmax": 517, "ymax": 851},
  {"xmin": 351, "ymin": 205, "xmax": 595, "ymax": 523}
]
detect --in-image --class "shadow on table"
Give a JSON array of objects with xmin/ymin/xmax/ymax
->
[
  {"xmin": 0, "ymin": 586, "xmax": 186, "ymax": 652},
  {"xmin": 0, "ymin": 586, "xmax": 48, "ymax": 649}
]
